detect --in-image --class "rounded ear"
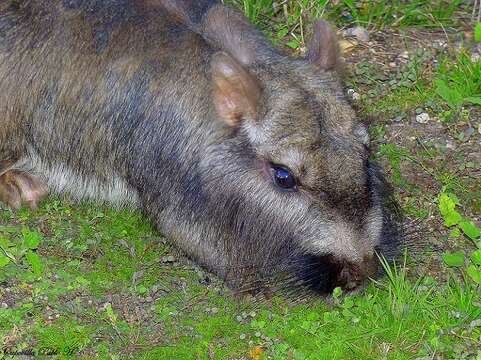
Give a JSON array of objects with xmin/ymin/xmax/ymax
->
[
  {"xmin": 201, "ymin": 5, "xmax": 276, "ymax": 66},
  {"xmin": 145, "ymin": 0, "xmax": 217, "ymax": 29},
  {"xmin": 307, "ymin": 20, "xmax": 340, "ymax": 71},
  {"xmin": 211, "ymin": 52, "xmax": 262, "ymax": 126}
]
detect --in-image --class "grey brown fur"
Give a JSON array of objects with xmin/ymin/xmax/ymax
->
[{"xmin": 0, "ymin": 0, "xmax": 400, "ymax": 294}]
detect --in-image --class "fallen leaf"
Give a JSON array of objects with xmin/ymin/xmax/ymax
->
[
  {"xmin": 339, "ymin": 39, "xmax": 357, "ymax": 53},
  {"xmin": 250, "ymin": 346, "xmax": 264, "ymax": 360}
]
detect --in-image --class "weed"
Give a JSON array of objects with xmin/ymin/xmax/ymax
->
[
  {"xmin": 36, "ymin": 320, "xmax": 93, "ymax": 356},
  {"xmin": 0, "ymin": 227, "xmax": 44, "ymax": 277},
  {"xmin": 236, "ymin": 0, "xmax": 272, "ymax": 24},
  {"xmin": 435, "ymin": 52, "xmax": 481, "ymax": 111},
  {"xmin": 329, "ymin": 0, "xmax": 464, "ymax": 29},
  {"xmin": 475, "ymin": 22, "xmax": 481, "ymax": 42},
  {"xmin": 227, "ymin": 0, "xmax": 466, "ymax": 52},
  {"xmin": 439, "ymin": 191, "xmax": 481, "ymax": 285}
]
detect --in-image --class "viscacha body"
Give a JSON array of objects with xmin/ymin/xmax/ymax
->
[{"xmin": 0, "ymin": 0, "xmax": 400, "ymax": 294}]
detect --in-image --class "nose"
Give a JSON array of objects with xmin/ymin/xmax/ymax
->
[
  {"xmin": 294, "ymin": 254, "xmax": 379, "ymax": 294},
  {"xmin": 335, "ymin": 255, "xmax": 378, "ymax": 291}
]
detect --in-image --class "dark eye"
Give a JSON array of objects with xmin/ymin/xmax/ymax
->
[{"xmin": 271, "ymin": 165, "xmax": 297, "ymax": 191}]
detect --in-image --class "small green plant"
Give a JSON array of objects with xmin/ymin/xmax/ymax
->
[
  {"xmin": 0, "ymin": 227, "xmax": 44, "ymax": 277},
  {"xmin": 236, "ymin": 0, "xmax": 273, "ymax": 25},
  {"xmin": 378, "ymin": 143, "xmax": 415, "ymax": 186},
  {"xmin": 36, "ymin": 321, "xmax": 92, "ymax": 356},
  {"xmin": 435, "ymin": 52, "xmax": 481, "ymax": 109},
  {"xmin": 439, "ymin": 191, "xmax": 481, "ymax": 285},
  {"xmin": 328, "ymin": 0, "xmax": 463, "ymax": 29},
  {"xmin": 475, "ymin": 22, "xmax": 481, "ymax": 43}
]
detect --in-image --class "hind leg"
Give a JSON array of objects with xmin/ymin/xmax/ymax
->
[
  {"xmin": 0, "ymin": 109, "xmax": 46, "ymax": 209},
  {"xmin": 0, "ymin": 170, "xmax": 47, "ymax": 210}
]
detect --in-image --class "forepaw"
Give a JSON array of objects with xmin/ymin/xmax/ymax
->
[{"xmin": 0, "ymin": 170, "xmax": 47, "ymax": 210}]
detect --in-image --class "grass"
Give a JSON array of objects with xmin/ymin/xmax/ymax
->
[
  {"xmin": 435, "ymin": 52, "xmax": 481, "ymax": 110},
  {"xmin": 2, "ymin": 1, "xmax": 481, "ymax": 359},
  {"xmin": 0, "ymin": 200, "xmax": 480, "ymax": 358},
  {"xmin": 229, "ymin": 0, "xmax": 466, "ymax": 28},
  {"xmin": 351, "ymin": 48, "xmax": 481, "ymax": 127},
  {"xmin": 227, "ymin": 0, "xmax": 469, "ymax": 50}
]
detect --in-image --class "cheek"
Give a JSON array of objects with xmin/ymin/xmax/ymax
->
[
  {"xmin": 299, "ymin": 203, "xmax": 383, "ymax": 265},
  {"xmin": 302, "ymin": 218, "xmax": 365, "ymax": 263}
]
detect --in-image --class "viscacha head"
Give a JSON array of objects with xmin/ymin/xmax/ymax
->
[{"xmin": 164, "ymin": 3, "xmax": 403, "ymax": 295}]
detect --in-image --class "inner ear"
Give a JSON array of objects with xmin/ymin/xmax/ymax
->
[
  {"xmin": 307, "ymin": 20, "xmax": 339, "ymax": 71},
  {"xmin": 211, "ymin": 52, "xmax": 262, "ymax": 126}
]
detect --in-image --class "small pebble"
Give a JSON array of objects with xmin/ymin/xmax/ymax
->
[
  {"xmin": 255, "ymin": 331, "xmax": 261, "ymax": 337},
  {"xmin": 470, "ymin": 319, "xmax": 481, "ymax": 328},
  {"xmin": 463, "ymin": 127, "xmax": 475, "ymax": 142},
  {"xmin": 471, "ymin": 51, "xmax": 481, "ymax": 63},
  {"xmin": 347, "ymin": 88, "xmax": 361, "ymax": 101},
  {"xmin": 445, "ymin": 140, "xmax": 456, "ymax": 150},
  {"xmin": 341, "ymin": 11, "xmax": 353, "ymax": 22},
  {"xmin": 1, "ymin": 302, "xmax": 8, "ymax": 309},
  {"xmin": 343, "ymin": 26, "xmax": 370, "ymax": 43},
  {"xmin": 388, "ymin": 62, "xmax": 397, "ymax": 68},
  {"xmin": 415, "ymin": 112, "xmax": 430, "ymax": 124},
  {"xmin": 452, "ymin": 311, "xmax": 462, "ymax": 319},
  {"xmin": 240, "ymin": 333, "xmax": 246, "ymax": 340},
  {"xmin": 161, "ymin": 255, "xmax": 176, "ymax": 263},
  {"xmin": 236, "ymin": 315, "xmax": 243, "ymax": 322},
  {"xmin": 211, "ymin": 307, "xmax": 219, "ymax": 314},
  {"xmin": 400, "ymin": 51, "xmax": 409, "ymax": 59},
  {"xmin": 98, "ymin": 302, "xmax": 110, "ymax": 313},
  {"xmin": 132, "ymin": 271, "xmax": 144, "ymax": 284}
]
